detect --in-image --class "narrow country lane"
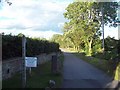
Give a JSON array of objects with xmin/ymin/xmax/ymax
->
[{"xmin": 61, "ymin": 51, "xmax": 114, "ymax": 88}]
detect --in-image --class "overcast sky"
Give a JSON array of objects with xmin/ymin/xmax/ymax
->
[
  {"xmin": 0, "ymin": 0, "xmax": 73, "ymax": 39},
  {"xmin": 0, "ymin": 0, "xmax": 119, "ymax": 39}
]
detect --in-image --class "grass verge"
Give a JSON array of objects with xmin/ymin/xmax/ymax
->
[{"xmin": 2, "ymin": 53, "xmax": 64, "ymax": 88}]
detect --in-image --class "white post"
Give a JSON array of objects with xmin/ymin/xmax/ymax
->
[
  {"xmin": 118, "ymin": 2, "xmax": 120, "ymax": 40},
  {"xmin": 0, "ymin": 34, "xmax": 2, "ymax": 90},
  {"xmin": 101, "ymin": 6, "xmax": 105, "ymax": 52},
  {"xmin": 22, "ymin": 35, "xmax": 26, "ymax": 88}
]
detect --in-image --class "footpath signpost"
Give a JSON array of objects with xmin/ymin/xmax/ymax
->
[
  {"xmin": 22, "ymin": 35, "xmax": 26, "ymax": 88},
  {"xmin": 51, "ymin": 54, "xmax": 58, "ymax": 74},
  {"xmin": 22, "ymin": 35, "xmax": 38, "ymax": 88}
]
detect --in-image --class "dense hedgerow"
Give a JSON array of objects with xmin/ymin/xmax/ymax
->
[
  {"xmin": 92, "ymin": 36, "xmax": 120, "ymax": 61},
  {"xmin": 2, "ymin": 34, "xmax": 60, "ymax": 60}
]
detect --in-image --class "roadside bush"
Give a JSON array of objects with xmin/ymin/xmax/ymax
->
[{"xmin": 93, "ymin": 37, "xmax": 119, "ymax": 61}]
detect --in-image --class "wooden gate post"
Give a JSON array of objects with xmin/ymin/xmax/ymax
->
[{"xmin": 51, "ymin": 55, "xmax": 57, "ymax": 74}]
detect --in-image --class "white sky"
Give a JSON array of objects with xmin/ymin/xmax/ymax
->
[
  {"xmin": 0, "ymin": 0, "xmax": 72, "ymax": 39},
  {"xmin": 101, "ymin": 26, "xmax": 118, "ymax": 39},
  {"xmin": 0, "ymin": 0, "xmax": 119, "ymax": 40}
]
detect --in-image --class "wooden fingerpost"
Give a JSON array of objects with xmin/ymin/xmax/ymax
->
[{"xmin": 22, "ymin": 35, "xmax": 26, "ymax": 88}]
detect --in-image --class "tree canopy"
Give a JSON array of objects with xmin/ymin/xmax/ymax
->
[{"xmin": 57, "ymin": 1, "xmax": 119, "ymax": 56}]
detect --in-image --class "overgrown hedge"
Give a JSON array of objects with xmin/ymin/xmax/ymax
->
[
  {"xmin": 2, "ymin": 34, "xmax": 60, "ymax": 60},
  {"xmin": 92, "ymin": 36, "xmax": 120, "ymax": 61}
]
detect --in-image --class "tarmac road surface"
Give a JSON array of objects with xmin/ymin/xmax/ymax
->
[{"xmin": 61, "ymin": 51, "xmax": 119, "ymax": 89}]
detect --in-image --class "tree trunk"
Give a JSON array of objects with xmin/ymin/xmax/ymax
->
[
  {"xmin": 88, "ymin": 39, "xmax": 92, "ymax": 56},
  {"xmin": 73, "ymin": 45, "xmax": 76, "ymax": 50},
  {"xmin": 85, "ymin": 39, "xmax": 92, "ymax": 56},
  {"xmin": 77, "ymin": 45, "xmax": 80, "ymax": 52}
]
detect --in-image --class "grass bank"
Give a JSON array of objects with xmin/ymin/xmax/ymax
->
[{"xmin": 3, "ymin": 53, "xmax": 64, "ymax": 88}]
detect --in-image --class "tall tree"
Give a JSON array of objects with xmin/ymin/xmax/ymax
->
[
  {"xmin": 63, "ymin": 2, "xmax": 118, "ymax": 56},
  {"xmin": 64, "ymin": 2, "xmax": 99, "ymax": 56}
]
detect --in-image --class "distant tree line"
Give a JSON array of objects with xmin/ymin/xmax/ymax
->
[
  {"xmin": 2, "ymin": 34, "xmax": 60, "ymax": 60},
  {"xmin": 51, "ymin": 34, "xmax": 120, "ymax": 60}
]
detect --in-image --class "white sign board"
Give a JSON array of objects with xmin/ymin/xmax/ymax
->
[{"xmin": 25, "ymin": 57, "xmax": 37, "ymax": 67}]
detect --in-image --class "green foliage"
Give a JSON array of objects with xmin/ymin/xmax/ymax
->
[
  {"xmin": 63, "ymin": 2, "xmax": 102, "ymax": 56},
  {"xmin": 93, "ymin": 37, "xmax": 120, "ymax": 61},
  {"xmin": 51, "ymin": 34, "xmax": 68, "ymax": 48},
  {"xmin": 104, "ymin": 36, "xmax": 118, "ymax": 60},
  {"xmin": 104, "ymin": 36, "xmax": 118, "ymax": 51},
  {"xmin": 92, "ymin": 38, "xmax": 102, "ymax": 54},
  {"xmin": 92, "ymin": 2, "xmax": 119, "ymax": 27},
  {"xmin": 61, "ymin": 1, "xmax": 118, "ymax": 56},
  {"xmin": 114, "ymin": 62, "xmax": 120, "ymax": 80},
  {"xmin": 2, "ymin": 34, "xmax": 60, "ymax": 60},
  {"xmin": 2, "ymin": 34, "xmax": 22, "ymax": 59}
]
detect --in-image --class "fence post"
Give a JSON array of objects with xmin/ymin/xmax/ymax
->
[{"xmin": 51, "ymin": 54, "xmax": 57, "ymax": 74}]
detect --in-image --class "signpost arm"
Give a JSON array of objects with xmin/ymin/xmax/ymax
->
[{"xmin": 22, "ymin": 35, "xmax": 26, "ymax": 88}]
